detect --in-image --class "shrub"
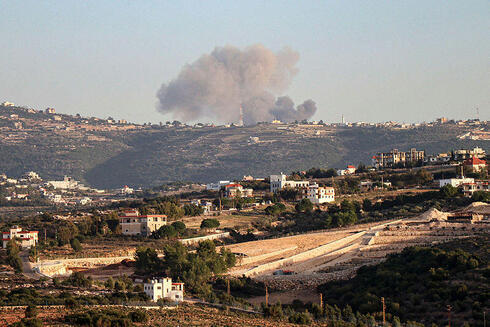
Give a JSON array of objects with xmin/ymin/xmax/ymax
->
[
  {"xmin": 70, "ymin": 238, "xmax": 82, "ymax": 252},
  {"xmin": 128, "ymin": 309, "xmax": 148, "ymax": 323},
  {"xmin": 24, "ymin": 304, "xmax": 38, "ymax": 318},
  {"xmin": 288, "ymin": 311, "xmax": 312, "ymax": 325},
  {"xmin": 200, "ymin": 218, "xmax": 220, "ymax": 229}
]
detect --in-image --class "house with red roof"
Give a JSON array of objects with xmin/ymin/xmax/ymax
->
[
  {"xmin": 464, "ymin": 156, "xmax": 487, "ymax": 173},
  {"xmin": 2, "ymin": 226, "xmax": 38, "ymax": 249},
  {"xmin": 224, "ymin": 183, "xmax": 253, "ymax": 198}
]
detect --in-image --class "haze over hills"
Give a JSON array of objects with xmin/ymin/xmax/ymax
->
[{"xmin": 0, "ymin": 103, "xmax": 488, "ymax": 189}]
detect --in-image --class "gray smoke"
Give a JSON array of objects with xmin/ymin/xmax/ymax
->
[{"xmin": 156, "ymin": 44, "xmax": 317, "ymax": 125}]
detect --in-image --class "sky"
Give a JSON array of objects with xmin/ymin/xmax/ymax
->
[{"xmin": 0, "ymin": 1, "xmax": 489, "ymax": 124}]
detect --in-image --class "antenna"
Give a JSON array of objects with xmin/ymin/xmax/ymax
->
[{"xmin": 476, "ymin": 107, "xmax": 480, "ymax": 120}]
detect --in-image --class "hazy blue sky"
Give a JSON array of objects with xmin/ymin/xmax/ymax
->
[{"xmin": 1, "ymin": 1, "xmax": 488, "ymax": 123}]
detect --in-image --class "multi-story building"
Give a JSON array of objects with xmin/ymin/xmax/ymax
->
[
  {"xmin": 143, "ymin": 278, "xmax": 184, "ymax": 302},
  {"xmin": 2, "ymin": 226, "xmax": 38, "ymax": 249},
  {"xmin": 453, "ymin": 147, "xmax": 486, "ymax": 161},
  {"xmin": 119, "ymin": 209, "xmax": 167, "ymax": 236},
  {"xmin": 224, "ymin": 183, "xmax": 253, "ymax": 198},
  {"xmin": 462, "ymin": 181, "xmax": 489, "ymax": 197},
  {"xmin": 270, "ymin": 174, "xmax": 310, "ymax": 193},
  {"xmin": 205, "ymin": 180, "xmax": 230, "ymax": 191},
  {"xmin": 372, "ymin": 148, "xmax": 425, "ymax": 168},
  {"xmin": 307, "ymin": 183, "xmax": 335, "ymax": 204}
]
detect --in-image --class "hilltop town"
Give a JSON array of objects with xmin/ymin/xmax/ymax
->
[{"xmin": 1, "ymin": 101, "xmax": 488, "ymax": 189}]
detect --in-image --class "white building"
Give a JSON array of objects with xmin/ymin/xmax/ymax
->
[
  {"xmin": 47, "ymin": 176, "xmax": 88, "ymax": 190},
  {"xmin": 307, "ymin": 183, "xmax": 335, "ymax": 204},
  {"xmin": 439, "ymin": 177, "xmax": 475, "ymax": 188},
  {"xmin": 24, "ymin": 171, "xmax": 41, "ymax": 180},
  {"xmin": 270, "ymin": 174, "xmax": 310, "ymax": 193},
  {"xmin": 120, "ymin": 185, "xmax": 134, "ymax": 195},
  {"xmin": 2, "ymin": 226, "xmax": 38, "ymax": 249},
  {"xmin": 337, "ymin": 165, "xmax": 356, "ymax": 176},
  {"xmin": 144, "ymin": 278, "xmax": 184, "ymax": 302},
  {"xmin": 205, "ymin": 180, "xmax": 230, "ymax": 191},
  {"xmin": 77, "ymin": 197, "xmax": 92, "ymax": 205}
]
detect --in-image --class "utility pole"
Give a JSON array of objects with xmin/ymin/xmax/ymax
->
[
  {"xmin": 447, "ymin": 304, "xmax": 452, "ymax": 327},
  {"xmin": 219, "ymin": 190, "xmax": 222, "ymax": 213},
  {"xmin": 227, "ymin": 279, "xmax": 230, "ymax": 296},
  {"xmin": 483, "ymin": 311, "xmax": 486, "ymax": 327},
  {"xmin": 44, "ymin": 228, "xmax": 47, "ymax": 243},
  {"xmin": 320, "ymin": 293, "xmax": 323, "ymax": 311},
  {"xmin": 265, "ymin": 286, "xmax": 269, "ymax": 306},
  {"xmin": 381, "ymin": 297, "xmax": 386, "ymax": 326}
]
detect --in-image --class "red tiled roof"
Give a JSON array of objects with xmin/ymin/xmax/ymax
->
[
  {"xmin": 225, "ymin": 184, "xmax": 242, "ymax": 188},
  {"xmin": 464, "ymin": 156, "xmax": 486, "ymax": 166},
  {"xmin": 347, "ymin": 165, "xmax": 356, "ymax": 168}
]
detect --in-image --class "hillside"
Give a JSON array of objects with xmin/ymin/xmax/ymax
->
[
  {"xmin": 0, "ymin": 104, "xmax": 488, "ymax": 188},
  {"xmin": 317, "ymin": 235, "xmax": 489, "ymax": 326}
]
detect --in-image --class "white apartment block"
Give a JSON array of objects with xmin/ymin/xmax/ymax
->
[
  {"xmin": 2, "ymin": 226, "xmax": 38, "ymax": 249},
  {"xmin": 270, "ymin": 174, "xmax": 310, "ymax": 193},
  {"xmin": 438, "ymin": 177, "xmax": 475, "ymax": 188},
  {"xmin": 144, "ymin": 278, "xmax": 184, "ymax": 302},
  {"xmin": 307, "ymin": 183, "xmax": 335, "ymax": 204}
]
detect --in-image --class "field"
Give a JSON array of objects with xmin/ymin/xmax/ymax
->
[{"xmin": 1, "ymin": 303, "xmax": 328, "ymax": 326}]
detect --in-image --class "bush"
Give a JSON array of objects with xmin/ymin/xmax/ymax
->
[
  {"xmin": 128, "ymin": 309, "xmax": 148, "ymax": 323},
  {"xmin": 295, "ymin": 199, "xmax": 313, "ymax": 213},
  {"xmin": 9, "ymin": 318, "xmax": 43, "ymax": 327},
  {"xmin": 70, "ymin": 238, "xmax": 82, "ymax": 252},
  {"xmin": 6, "ymin": 239, "xmax": 23, "ymax": 273},
  {"xmin": 200, "ymin": 218, "xmax": 220, "ymax": 229},
  {"xmin": 24, "ymin": 304, "xmax": 38, "ymax": 318},
  {"xmin": 288, "ymin": 311, "xmax": 312, "ymax": 324},
  {"xmin": 171, "ymin": 221, "xmax": 186, "ymax": 234},
  {"xmin": 153, "ymin": 225, "xmax": 177, "ymax": 239},
  {"xmin": 262, "ymin": 302, "xmax": 283, "ymax": 319}
]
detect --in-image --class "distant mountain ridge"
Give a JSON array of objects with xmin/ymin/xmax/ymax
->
[{"xmin": 0, "ymin": 104, "xmax": 488, "ymax": 189}]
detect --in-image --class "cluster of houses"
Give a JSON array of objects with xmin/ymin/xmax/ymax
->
[{"xmin": 0, "ymin": 171, "xmax": 140, "ymax": 206}]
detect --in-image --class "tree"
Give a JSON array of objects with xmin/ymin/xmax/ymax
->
[
  {"xmin": 70, "ymin": 238, "xmax": 82, "ymax": 253},
  {"xmin": 171, "ymin": 221, "xmax": 186, "ymax": 234},
  {"xmin": 295, "ymin": 199, "xmax": 313, "ymax": 213},
  {"xmin": 24, "ymin": 304, "xmax": 38, "ymax": 318},
  {"xmin": 6, "ymin": 238, "xmax": 23, "ymax": 273},
  {"xmin": 200, "ymin": 218, "xmax": 220, "ymax": 229},
  {"xmin": 153, "ymin": 225, "xmax": 177, "ymax": 239},
  {"xmin": 440, "ymin": 185, "xmax": 458, "ymax": 198},
  {"xmin": 471, "ymin": 191, "xmax": 489, "ymax": 202},
  {"xmin": 135, "ymin": 247, "xmax": 162, "ymax": 274}
]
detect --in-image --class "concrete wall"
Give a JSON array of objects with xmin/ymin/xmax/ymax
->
[
  {"xmin": 180, "ymin": 232, "xmax": 230, "ymax": 245},
  {"xmin": 243, "ymin": 231, "xmax": 366, "ymax": 277}
]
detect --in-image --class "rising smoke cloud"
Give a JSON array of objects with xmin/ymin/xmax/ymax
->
[{"xmin": 156, "ymin": 44, "xmax": 316, "ymax": 125}]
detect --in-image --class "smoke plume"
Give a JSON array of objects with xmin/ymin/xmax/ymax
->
[{"xmin": 156, "ymin": 44, "xmax": 316, "ymax": 125}]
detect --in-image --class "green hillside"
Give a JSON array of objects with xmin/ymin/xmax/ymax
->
[{"xmin": 0, "ymin": 105, "xmax": 488, "ymax": 188}]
